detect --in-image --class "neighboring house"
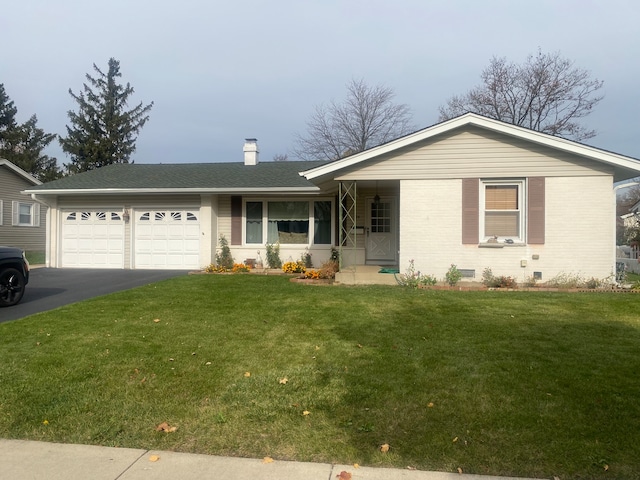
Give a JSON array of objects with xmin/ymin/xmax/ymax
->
[
  {"xmin": 24, "ymin": 114, "xmax": 640, "ymax": 284},
  {"xmin": 0, "ymin": 159, "xmax": 46, "ymax": 256}
]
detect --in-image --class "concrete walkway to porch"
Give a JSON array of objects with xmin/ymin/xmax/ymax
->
[{"xmin": 335, "ymin": 265, "xmax": 399, "ymax": 285}]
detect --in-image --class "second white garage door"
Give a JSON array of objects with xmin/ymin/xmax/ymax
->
[{"xmin": 134, "ymin": 209, "xmax": 200, "ymax": 269}]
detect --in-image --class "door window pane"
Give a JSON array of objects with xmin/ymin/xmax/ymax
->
[{"xmin": 371, "ymin": 201, "xmax": 391, "ymax": 233}]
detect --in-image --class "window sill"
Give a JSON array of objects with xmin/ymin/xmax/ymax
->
[{"xmin": 478, "ymin": 242, "xmax": 526, "ymax": 248}]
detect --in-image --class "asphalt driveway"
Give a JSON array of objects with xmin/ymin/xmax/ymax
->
[{"xmin": 0, "ymin": 268, "xmax": 189, "ymax": 324}]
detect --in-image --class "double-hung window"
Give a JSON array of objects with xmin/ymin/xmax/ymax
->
[
  {"xmin": 481, "ymin": 180, "xmax": 524, "ymax": 242},
  {"xmin": 245, "ymin": 199, "xmax": 333, "ymax": 245},
  {"xmin": 12, "ymin": 201, "xmax": 40, "ymax": 227}
]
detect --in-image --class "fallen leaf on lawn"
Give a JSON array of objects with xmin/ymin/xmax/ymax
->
[
  {"xmin": 353, "ymin": 463, "xmax": 360, "ymax": 469},
  {"xmin": 205, "ymin": 362, "xmax": 212, "ymax": 365},
  {"xmin": 302, "ymin": 410, "xmax": 310, "ymax": 416},
  {"xmin": 457, "ymin": 467, "xmax": 463, "ymax": 474},
  {"xmin": 604, "ymin": 464, "xmax": 609, "ymax": 471},
  {"xmin": 315, "ymin": 345, "xmax": 320, "ymax": 350},
  {"xmin": 452, "ymin": 436, "xmax": 458, "ymax": 443},
  {"xmin": 279, "ymin": 377, "xmax": 288, "ymax": 384},
  {"xmin": 153, "ymin": 319, "xmax": 160, "ymax": 323},
  {"xmin": 427, "ymin": 402, "xmax": 434, "ymax": 408},
  {"xmin": 155, "ymin": 422, "xmax": 178, "ymax": 433},
  {"xmin": 244, "ymin": 371, "xmax": 251, "ymax": 377},
  {"xmin": 380, "ymin": 443, "xmax": 390, "ymax": 453},
  {"xmin": 336, "ymin": 471, "xmax": 352, "ymax": 480},
  {"xmin": 42, "ymin": 419, "xmax": 49, "ymax": 425},
  {"xmin": 149, "ymin": 455, "xmax": 160, "ymax": 462},
  {"xmin": 155, "ymin": 422, "xmax": 169, "ymax": 431},
  {"xmin": 357, "ymin": 344, "xmax": 363, "ymax": 348},
  {"xmin": 262, "ymin": 456, "xmax": 274, "ymax": 464}
]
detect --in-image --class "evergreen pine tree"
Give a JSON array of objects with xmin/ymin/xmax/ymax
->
[
  {"xmin": 0, "ymin": 83, "xmax": 18, "ymax": 146},
  {"xmin": 0, "ymin": 84, "xmax": 62, "ymax": 181},
  {"xmin": 60, "ymin": 58, "xmax": 154, "ymax": 173}
]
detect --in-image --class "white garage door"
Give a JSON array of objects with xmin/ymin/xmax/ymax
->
[
  {"xmin": 134, "ymin": 209, "xmax": 200, "ymax": 269},
  {"xmin": 62, "ymin": 210, "xmax": 125, "ymax": 268}
]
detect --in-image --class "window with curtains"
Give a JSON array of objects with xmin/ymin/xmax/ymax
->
[
  {"xmin": 245, "ymin": 199, "xmax": 332, "ymax": 245},
  {"xmin": 481, "ymin": 180, "xmax": 524, "ymax": 242}
]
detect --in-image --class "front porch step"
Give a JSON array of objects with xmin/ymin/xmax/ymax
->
[{"xmin": 335, "ymin": 265, "xmax": 399, "ymax": 285}]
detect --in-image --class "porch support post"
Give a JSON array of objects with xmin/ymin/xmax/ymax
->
[{"xmin": 338, "ymin": 181, "xmax": 357, "ymax": 270}]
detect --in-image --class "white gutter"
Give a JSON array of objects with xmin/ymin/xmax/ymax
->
[{"xmin": 23, "ymin": 186, "xmax": 321, "ymax": 195}]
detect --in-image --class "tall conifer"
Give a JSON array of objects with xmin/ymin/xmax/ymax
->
[{"xmin": 60, "ymin": 58, "xmax": 153, "ymax": 173}]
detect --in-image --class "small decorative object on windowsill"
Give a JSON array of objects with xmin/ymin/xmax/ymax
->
[{"xmin": 479, "ymin": 236, "xmax": 504, "ymax": 248}]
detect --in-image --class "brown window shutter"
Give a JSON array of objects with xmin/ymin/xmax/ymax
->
[
  {"xmin": 462, "ymin": 178, "xmax": 479, "ymax": 244},
  {"xmin": 231, "ymin": 196, "xmax": 242, "ymax": 245},
  {"xmin": 527, "ymin": 177, "xmax": 545, "ymax": 244}
]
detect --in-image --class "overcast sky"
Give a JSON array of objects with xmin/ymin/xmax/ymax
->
[{"xmin": 2, "ymin": 0, "xmax": 639, "ymax": 167}]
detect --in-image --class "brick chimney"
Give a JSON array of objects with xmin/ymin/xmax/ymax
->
[{"xmin": 243, "ymin": 138, "xmax": 259, "ymax": 165}]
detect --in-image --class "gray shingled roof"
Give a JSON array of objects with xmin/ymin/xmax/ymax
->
[{"xmin": 25, "ymin": 161, "xmax": 330, "ymax": 192}]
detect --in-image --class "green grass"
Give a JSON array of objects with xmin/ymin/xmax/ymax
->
[
  {"xmin": 1, "ymin": 275, "xmax": 639, "ymax": 479},
  {"xmin": 24, "ymin": 251, "xmax": 45, "ymax": 265},
  {"xmin": 626, "ymin": 271, "xmax": 640, "ymax": 283}
]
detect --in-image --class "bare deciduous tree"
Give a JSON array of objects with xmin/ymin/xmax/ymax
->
[
  {"xmin": 439, "ymin": 50, "xmax": 604, "ymax": 141},
  {"xmin": 294, "ymin": 79, "xmax": 415, "ymax": 161}
]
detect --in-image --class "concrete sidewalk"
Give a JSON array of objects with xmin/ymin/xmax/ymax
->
[{"xmin": 0, "ymin": 439, "xmax": 542, "ymax": 480}]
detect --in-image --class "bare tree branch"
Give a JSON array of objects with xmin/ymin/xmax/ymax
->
[
  {"xmin": 439, "ymin": 50, "xmax": 603, "ymax": 141},
  {"xmin": 294, "ymin": 79, "xmax": 415, "ymax": 161}
]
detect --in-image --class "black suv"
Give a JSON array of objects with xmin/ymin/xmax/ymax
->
[{"xmin": 0, "ymin": 246, "xmax": 30, "ymax": 307}]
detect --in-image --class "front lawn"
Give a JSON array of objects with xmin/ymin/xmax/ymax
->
[{"xmin": 1, "ymin": 275, "xmax": 639, "ymax": 479}]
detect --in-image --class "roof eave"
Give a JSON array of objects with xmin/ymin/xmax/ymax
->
[{"xmin": 23, "ymin": 186, "xmax": 322, "ymax": 195}]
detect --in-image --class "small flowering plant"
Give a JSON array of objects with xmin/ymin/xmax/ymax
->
[
  {"xmin": 232, "ymin": 263, "xmax": 251, "ymax": 273},
  {"xmin": 205, "ymin": 262, "xmax": 251, "ymax": 273},
  {"xmin": 282, "ymin": 261, "xmax": 306, "ymax": 274}
]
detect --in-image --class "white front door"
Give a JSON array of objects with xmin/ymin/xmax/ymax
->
[{"xmin": 366, "ymin": 197, "xmax": 397, "ymax": 264}]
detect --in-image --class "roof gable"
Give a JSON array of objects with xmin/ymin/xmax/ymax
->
[
  {"xmin": 300, "ymin": 113, "xmax": 640, "ymax": 183},
  {"xmin": 0, "ymin": 159, "xmax": 42, "ymax": 186}
]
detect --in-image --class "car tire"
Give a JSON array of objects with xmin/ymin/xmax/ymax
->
[{"xmin": 0, "ymin": 267, "xmax": 26, "ymax": 307}]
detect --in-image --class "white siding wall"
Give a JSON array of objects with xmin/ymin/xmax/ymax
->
[{"xmin": 400, "ymin": 176, "xmax": 614, "ymax": 283}]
